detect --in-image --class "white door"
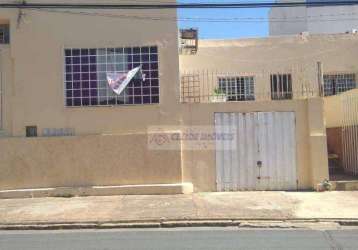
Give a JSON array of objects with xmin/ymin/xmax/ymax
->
[{"xmin": 215, "ymin": 112, "xmax": 297, "ymax": 191}]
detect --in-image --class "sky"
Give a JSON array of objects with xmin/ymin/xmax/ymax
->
[{"xmin": 177, "ymin": 1, "xmax": 270, "ymax": 39}]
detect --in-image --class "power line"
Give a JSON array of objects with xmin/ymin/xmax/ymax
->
[
  {"xmin": 2, "ymin": 1, "xmax": 358, "ymax": 9},
  {"xmin": 31, "ymin": 8, "xmax": 358, "ymax": 23}
]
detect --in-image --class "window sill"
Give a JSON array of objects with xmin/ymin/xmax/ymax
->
[{"xmin": 64, "ymin": 103, "xmax": 161, "ymax": 109}]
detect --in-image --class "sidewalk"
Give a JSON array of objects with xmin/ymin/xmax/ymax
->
[{"xmin": 1, "ymin": 191, "xmax": 358, "ymax": 229}]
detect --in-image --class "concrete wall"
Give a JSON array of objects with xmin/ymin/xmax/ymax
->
[
  {"xmin": 180, "ymin": 34, "xmax": 358, "ymax": 101},
  {"xmin": 0, "ymin": 6, "xmax": 333, "ymax": 193},
  {"xmin": 180, "ymin": 98, "xmax": 328, "ymax": 191},
  {"xmin": 0, "ymin": 46, "xmax": 12, "ymax": 136},
  {"xmin": 306, "ymin": 6, "xmax": 358, "ymax": 34},
  {"xmin": 0, "ymin": 133, "xmax": 182, "ymax": 190},
  {"xmin": 269, "ymin": 5, "xmax": 307, "ymax": 36},
  {"xmin": 0, "ymin": 0, "xmax": 181, "ymax": 137},
  {"xmin": 0, "ymin": 98, "xmax": 328, "ymax": 192},
  {"xmin": 324, "ymin": 89, "xmax": 358, "ymax": 128},
  {"xmin": 269, "ymin": 2, "xmax": 358, "ymax": 36}
]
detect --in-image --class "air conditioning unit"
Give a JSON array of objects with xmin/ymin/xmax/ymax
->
[{"xmin": 179, "ymin": 28, "xmax": 199, "ymax": 55}]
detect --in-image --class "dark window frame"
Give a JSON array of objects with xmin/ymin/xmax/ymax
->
[
  {"xmin": 0, "ymin": 24, "xmax": 10, "ymax": 44},
  {"xmin": 218, "ymin": 76, "xmax": 255, "ymax": 101},
  {"xmin": 270, "ymin": 73, "xmax": 293, "ymax": 100},
  {"xmin": 26, "ymin": 126, "xmax": 37, "ymax": 137},
  {"xmin": 323, "ymin": 73, "xmax": 356, "ymax": 96}
]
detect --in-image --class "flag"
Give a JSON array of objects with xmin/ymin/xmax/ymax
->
[{"xmin": 106, "ymin": 66, "xmax": 145, "ymax": 95}]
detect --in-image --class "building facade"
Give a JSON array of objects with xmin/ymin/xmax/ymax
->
[
  {"xmin": 0, "ymin": 0, "xmax": 190, "ymax": 197},
  {"xmin": 2, "ymin": 2, "xmax": 357, "ymax": 197},
  {"xmin": 270, "ymin": 0, "xmax": 358, "ymax": 36},
  {"xmin": 180, "ymin": 33, "xmax": 358, "ymax": 184}
]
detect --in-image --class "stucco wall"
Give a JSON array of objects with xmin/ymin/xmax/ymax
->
[
  {"xmin": 0, "ymin": 4, "xmax": 331, "ymax": 193},
  {"xmin": 180, "ymin": 34, "xmax": 358, "ymax": 98},
  {"xmin": 180, "ymin": 98, "xmax": 328, "ymax": 191},
  {"xmin": 0, "ymin": 46, "xmax": 12, "ymax": 135},
  {"xmin": 324, "ymin": 89, "xmax": 358, "ymax": 128},
  {"xmin": 0, "ymin": 98, "xmax": 328, "ymax": 192},
  {"xmin": 0, "ymin": 0, "xmax": 181, "ymax": 137},
  {"xmin": 0, "ymin": 132, "xmax": 182, "ymax": 190}
]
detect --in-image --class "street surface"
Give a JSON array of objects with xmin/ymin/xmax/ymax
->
[{"xmin": 1, "ymin": 228, "xmax": 358, "ymax": 250}]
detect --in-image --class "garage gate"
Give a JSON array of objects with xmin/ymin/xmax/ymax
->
[{"xmin": 215, "ymin": 112, "xmax": 297, "ymax": 191}]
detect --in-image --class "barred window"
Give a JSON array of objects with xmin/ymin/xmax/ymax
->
[
  {"xmin": 64, "ymin": 46, "xmax": 159, "ymax": 107},
  {"xmin": 0, "ymin": 24, "xmax": 9, "ymax": 44},
  {"xmin": 181, "ymin": 74, "xmax": 200, "ymax": 103},
  {"xmin": 270, "ymin": 74, "xmax": 293, "ymax": 100},
  {"xmin": 324, "ymin": 74, "xmax": 356, "ymax": 96},
  {"xmin": 218, "ymin": 76, "xmax": 255, "ymax": 101}
]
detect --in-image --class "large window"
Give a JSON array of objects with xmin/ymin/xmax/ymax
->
[
  {"xmin": 324, "ymin": 73, "xmax": 356, "ymax": 96},
  {"xmin": 218, "ymin": 76, "xmax": 255, "ymax": 101},
  {"xmin": 64, "ymin": 46, "xmax": 159, "ymax": 107},
  {"xmin": 270, "ymin": 74, "xmax": 292, "ymax": 100}
]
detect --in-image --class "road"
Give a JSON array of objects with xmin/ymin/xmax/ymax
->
[{"xmin": 0, "ymin": 228, "xmax": 357, "ymax": 250}]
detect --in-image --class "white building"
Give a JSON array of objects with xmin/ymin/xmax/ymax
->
[{"xmin": 269, "ymin": 0, "xmax": 358, "ymax": 35}]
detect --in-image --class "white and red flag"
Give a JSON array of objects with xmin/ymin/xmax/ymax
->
[{"xmin": 106, "ymin": 66, "xmax": 145, "ymax": 95}]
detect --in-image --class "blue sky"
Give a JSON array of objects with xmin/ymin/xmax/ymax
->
[{"xmin": 177, "ymin": 1, "xmax": 270, "ymax": 39}]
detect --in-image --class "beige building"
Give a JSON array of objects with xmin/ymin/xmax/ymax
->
[
  {"xmin": 0, "ymin": 2, "xmax": 356, "ymax": 197},
  {"xmin": 180, "ymin": 33, "xmax": 358, "ymax": 184}
]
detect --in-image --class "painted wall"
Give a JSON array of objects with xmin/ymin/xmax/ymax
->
[
  {"xmin": 324, "ymin": 89, "xmax": 358, "ymax": 128},
  {"xmin": 180, "ymin": 98, "xmax": 328, "ymax": 191},
  {"xmin": 0, "ymin": 98, "xmax": 328, "ymax": 192},
  {"xmin": 180, "ymin": 34, "xmax": 358, "ymax": 101},
  {"xmin": 0, "ymin": 6, "xmax": 332, "ymax": 193},
  {"xmin": 0, "ymin": 0, "xmax": 181, "ymax": 137},
  {"xmin": 0, "ymin": 132, "xmax": 182, "ymax": 190},
  {"xmin": 0, "ymin": 46, "xmax": 12, "ymax": 136}
]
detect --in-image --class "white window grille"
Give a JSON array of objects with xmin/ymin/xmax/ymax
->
[
  {"xmin": 218, "ymin": 76, "xmax": 255, "ymax": 101},
  {"xmin": 324, "ymin": 73, "xmax": 356, "ymax": 96},
  {"xmin": 270, "ymin": 74, "xmax": 293, "ymax": 100}
]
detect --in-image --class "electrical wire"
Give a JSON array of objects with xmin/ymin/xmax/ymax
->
[
  {"xmin": 2, "ymin": 1, "xmax": 358, "ymax": 9},
  {"xmin": 29, "ymin": 8, "xmax": 358, "ymax": 23}
]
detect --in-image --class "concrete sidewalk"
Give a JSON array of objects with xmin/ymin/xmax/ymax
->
[{"xmin": 0, "ymin": 192, "xmax": 358, "ymax": 229}]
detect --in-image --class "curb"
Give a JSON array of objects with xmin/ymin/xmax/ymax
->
[{"xmin": 1, "ymin": 219, "xmax": 358, "ymax": 230}]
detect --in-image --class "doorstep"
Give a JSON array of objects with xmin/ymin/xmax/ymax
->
[
  {"xmin": 331, "ymin": 180, "xmax": 358, "ymax": 191},
  {"xmin": 0, "ymin": 183, "xmax": 194, "ymax": 199}
]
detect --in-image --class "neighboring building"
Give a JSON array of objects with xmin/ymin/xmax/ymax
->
[
  {"xmin": 180, "ymin": 33, "xmax": 358, "ymax": 104},
  {"xmin": 269, "ymin": 0, "xmax": 358, "ymax": 35},
  {"xmin": 180, "ymin": 32, "xmax": 358, "ymax": 183},
  {"xmin": 1, "ymin": 2, "xmax": 357, "ymax": 197},
  {"xmin": 0, "ymin": 1, "xmax": 188, "ymax": 196}
]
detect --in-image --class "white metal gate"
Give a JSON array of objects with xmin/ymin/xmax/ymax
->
[
  {"xmin": 215, "ymin": 112, "xmax": 297, "ymax": 191},
  {"xmin": 342, "ymin": 93, "xmax": 358, "ymax": 176}
]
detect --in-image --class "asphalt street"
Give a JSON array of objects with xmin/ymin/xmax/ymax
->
[{"xmin": 0, "ymin": 228, "xmax": 357, "ymax": 250}]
